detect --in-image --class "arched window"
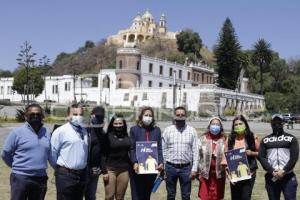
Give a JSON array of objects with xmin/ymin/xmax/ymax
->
[{"xmin": 103, "ymin": 75, "xmax": 110, "ymax": 88}]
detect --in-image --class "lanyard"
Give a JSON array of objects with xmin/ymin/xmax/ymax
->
[{"xmin": 146, "ymin": 130, "xmax": 150, "ymax": 142}]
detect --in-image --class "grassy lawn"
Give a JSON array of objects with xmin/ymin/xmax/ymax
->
[{"xmin": 0, "ymin": 133, "xmax": 299, "ymax": 199}]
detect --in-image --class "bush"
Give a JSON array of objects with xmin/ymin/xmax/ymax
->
[
  {"xmin": 15, "ymin": 107, "xmax": 25, "ymax": 122},
  {"xmin": 198, "ymin": 112, "xmax": 211, "ymax": 118},
  {"xmin": 223, "ymin": 108, "xmax": 236, "ymax": 116},
  {"xmin": 0, "ymin": 99, "xmax": 11, "ymax": 106}
]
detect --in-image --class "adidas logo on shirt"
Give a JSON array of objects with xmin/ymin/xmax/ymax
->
[{"xmin": 263, "ymin": 135, "xmax": 293, "ymax": 143}]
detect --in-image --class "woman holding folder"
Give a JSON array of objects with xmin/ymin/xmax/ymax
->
[
  {"xmin": 129, "ymin": 107, "xmax": 164, "ymax": 200},
  {"xmin": 223, "ymin": 115, "xmax": 260, "ymax": 200}
]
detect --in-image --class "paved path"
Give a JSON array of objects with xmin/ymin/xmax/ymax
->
[{"xmin": 1, "ymin": 122, "xmax": 299, "ymax": 148}]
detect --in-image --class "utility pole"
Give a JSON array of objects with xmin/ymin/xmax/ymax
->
[
  {"xmin": 80, "ymin": 76, "xmax": 83, "ymax": 103},
  {"xmin": 73, "ymin": 71, "xmax": 77, "ymax": 104},
  {"xmin": 172, "ymin": 70, "xmax": 177, "ymax": 114}
]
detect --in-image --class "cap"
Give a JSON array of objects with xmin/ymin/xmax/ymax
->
[
  {"xmin": 91, "ymin": 106, "xmax": 105, "ymax": 116},
  {"xmin": 271, "ymin": 114, "xmax": 283, "ymax": 121}
]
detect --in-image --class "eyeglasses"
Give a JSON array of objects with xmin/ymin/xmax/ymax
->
[{"xmin": 175, "ymin": 114, "xmax": 186, "ymax": 117}]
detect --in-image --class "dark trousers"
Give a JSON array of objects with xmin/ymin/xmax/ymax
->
[
  {"xmin": 165, "ymin": 163, "xmax": 192, "ymax": 200},
  {"xmin": 230, "ymin": 175, "xmax": 256, "ymax": 200},
  {"xmin": 10, "ymin": 173, "xmax": 47, "ymax": 200},
  {"xmin": 55, "ymin": 170, "xmax": 87, "ymax": 200},
  {"xmin": 265, "ymin": 172, "xmax": 298, "ymax": 200},
  {"xmin": 84, "ymin": 171, "xmax": 100, "ymax": 200},
  {"xmin": 129, "ymin": 168, "xmax": 157, "ymax": 200}
]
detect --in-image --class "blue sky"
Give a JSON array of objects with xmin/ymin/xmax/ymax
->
[{"xmin": 0, "ymin": 0, "xmax": 299, "ymax": 71}]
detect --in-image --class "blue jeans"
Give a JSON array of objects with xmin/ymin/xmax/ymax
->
[
  {"xmin": 265, "ymin": 172, "xmax": 298, "ymax": 200},
  {"xmin": 55, "ymin": 170, "xmax": 87, "ymax": 200},
  {"xmin": 165, "ymin": 163, "xmax": 192, "ymax": 200},
  {"xmin": 10, "ymin": 173, "xmax": 47, "ymax": 200},
  {"xmin": 84, "ymin": 171, "xmax": 100, "ymax": 200}
]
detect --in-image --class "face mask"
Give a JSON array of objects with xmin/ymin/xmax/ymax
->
[
  {"xmin": 272, "ymin": 124, "xmax": 283, "ymax": 134},
  {"xmin": 114, "ymin": 126, "xmax": 125, "ymax": 137},
  {"xmin": 27, "ymin": 113, "xmax": 43, "ymax": 127},
  {"xmin": 114, "ymin": 126, "xmax": 124, "ymax": 132},
  {"xmin": 175, "ymin": 119, "xmax": 186, "ymax": 128},
  {"xmin": 91, "ymin": 115, "xmax": 104, "ymax": 125},
  {"xmin": 210, "ymin": 125, "xmax": 221, "ymax": 135},
  {"xmin": 142, "ymin": 116, "xmax": 153, "ymax": 126},
  {"xmin": 234, "ymin": 124, "xmax": 246, "ymax": 135},
  {"xmin": 71, "ymin": 116, "xmax": 83, "ymax": 127}
]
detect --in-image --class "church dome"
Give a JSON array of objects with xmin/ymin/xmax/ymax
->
[
  {"xmin": 133, "ymin": 14, "xmax": 142, "ymax": 22},
  {"xmin": 142, "ymin": 10, "xmax": 154, "ymax": 20}
]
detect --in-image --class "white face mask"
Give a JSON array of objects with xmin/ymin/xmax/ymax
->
[
  {"xmin": 71, "ymin": 116, "xmax": 83, "ymax": 127},
  {"xmin": 142, "ymin": 116, "xmax": 153, "ymax": 126}
]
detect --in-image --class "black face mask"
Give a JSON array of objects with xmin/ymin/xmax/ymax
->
[
  {"xmin": 272, "ymin": 124, "xmax": 284, "ymax": 134},
  {"xmin": 114, "ymin": 126, "xmax": 125, "ymax": 137},
  {"xmin": 91, "ymin": 115, "xmax": 104, "ymax": 125},
  {"xmin": 175, "ymin": 119, "xmax": 186, "ymax": 128},
  {"xmin": 27, "ymin": 113, "xmax": 43, "ymax": 127}
]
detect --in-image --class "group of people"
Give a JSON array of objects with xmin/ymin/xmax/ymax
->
[{"xmin": 1, "ymin": 103, "xmax": 299, "ymax": 200}]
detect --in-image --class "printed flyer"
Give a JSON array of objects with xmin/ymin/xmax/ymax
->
[
  {"xmin": 225, "ymin": 148, "xmax": 251, "ymax": 183},
  {"xmin": 136, "ymin": 141, "xmax": 158, "ymax": 174}
]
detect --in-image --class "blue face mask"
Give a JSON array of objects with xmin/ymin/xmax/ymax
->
[{"xmin": 210, "ymin": 125, "xmax": 221, "ymax": 135}]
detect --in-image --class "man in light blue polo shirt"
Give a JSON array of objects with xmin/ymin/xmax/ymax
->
[
  {"xmin": 2, "ymin": 104, "xmax": 51, "ymax": 200},
  {"xmin": 50, "ymin": 104, "xmax": 88, "ymax": 200}
]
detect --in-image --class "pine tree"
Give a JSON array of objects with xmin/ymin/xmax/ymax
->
[{"xmin": 214, "ymin": 18, "xmax": 241, "ymax": 90}]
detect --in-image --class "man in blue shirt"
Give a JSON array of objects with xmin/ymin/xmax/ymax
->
[
  {"xmin": 2, "ymin": 104, "xmax": 51, "ymax": 200},
  {"xmin": 50, "ymin": 104, "xmax": 88, "ymax": 200}
]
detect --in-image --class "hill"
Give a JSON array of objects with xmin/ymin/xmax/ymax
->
[{"xmin": 50, "ymin": 38, "xmax": 215, "ymax": 75}]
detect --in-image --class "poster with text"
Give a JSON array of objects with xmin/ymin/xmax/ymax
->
[
  {"xmin": 225, "ymin": 148, "xmax": 251, "ymax": 183},
  {"xmin": 136, "ymin": 141, "xmax": 158, "ymax": 174}
]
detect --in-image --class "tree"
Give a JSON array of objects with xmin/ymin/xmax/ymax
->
[
  {"xmin": 16, "ymin": 41, "xmax": 36, "ymax": 105},
  {"xmin": 176, "ymin": 29, "xmax": 203, "ymax": 59},
  {"xmin": 251, "ymin": 39, "xmax": 273, "ymax": 94},
  {"xmin": 214, "ymin": 18, "xmax": 241, "ymax": 90},
  {"xmin": 289, "ymin": 58, "xmax": 300, "ymax": 75},
  {"xmin": 38, "ymin": 55, "xmax": 51, "ymax": 75},
  {"xmin": 0, "ymin": 70, "xmax": 13, "ymax": 77},
  {"xmin": 270, "ymin": 56, "xmax": 288, "ymax": 92},
  {"xmin": 12, "ymin": 67, "xmax": 44, "ymax": 99},
  {"xmin": 84, "ymin": 40, "xmax": 95, "ymax": 49}
]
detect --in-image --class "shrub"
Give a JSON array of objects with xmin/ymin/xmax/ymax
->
[
  {"xmin": 223, "ymin": 108, "xmax": 236, "ymax": 116},
  {"xmin": 15, "ymin": 107, "xmax": 25, "ymax": 122}
]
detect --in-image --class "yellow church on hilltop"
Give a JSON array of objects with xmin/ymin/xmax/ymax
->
[{"xmin": 107, "ymin": 10, "xmax": 177, "ymax": 47}]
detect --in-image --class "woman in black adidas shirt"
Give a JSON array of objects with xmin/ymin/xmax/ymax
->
[{"xmin": 258, "ymin": 114, "xmax": 299, "ymax": 200}]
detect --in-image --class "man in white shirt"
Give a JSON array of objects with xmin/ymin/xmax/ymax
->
[
  {"xmin": 50, "ymin": 104, "xmax": 88, "ymax": 200},
  {"xmin": 162, "ymin": 106, "xmax": 199, "ymax": 200}
]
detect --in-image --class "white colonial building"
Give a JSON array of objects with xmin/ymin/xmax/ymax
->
[{"xmin": 0, "ymin": 47, "xmax": 264, "ymax": 115}]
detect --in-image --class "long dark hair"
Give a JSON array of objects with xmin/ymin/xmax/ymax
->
[
  {"xmin": 137, "ymin": 107, "xmax": 156, "ymax": 127},
  {"xmin": 107, "ymin": 113, "xmax": 128, "ymax": 137},
  {"xmin": 228, "ymin": 115, "xmax": 255, "ymax": 151}
]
